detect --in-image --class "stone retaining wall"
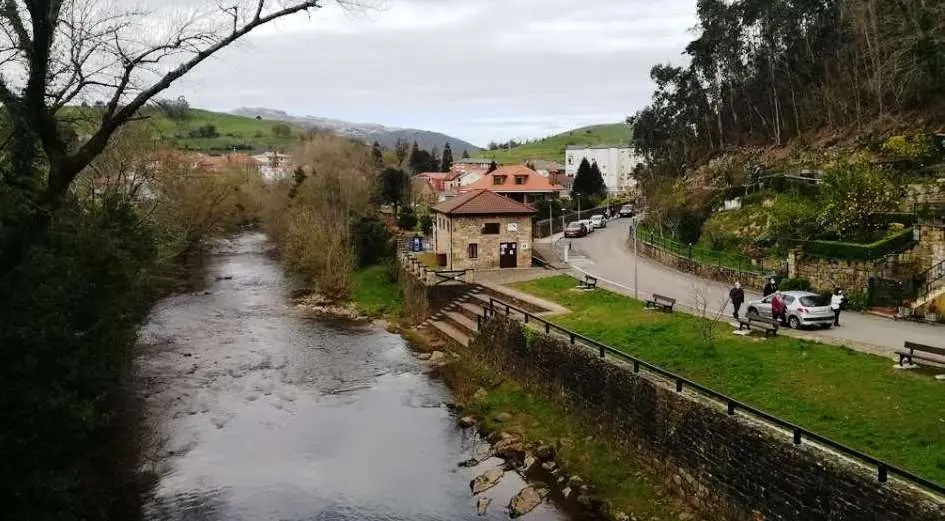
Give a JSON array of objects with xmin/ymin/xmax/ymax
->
[
  {"xmin": 634, "ymin": 239, "xmax": 769, "ymax": 291},
  {"xmin": 473, "ymin": 317, "xmax": 945, "ymax": 521},
  {"xmin": 789, "ymin": 253, "xmax": 878, "ymax": 294}
]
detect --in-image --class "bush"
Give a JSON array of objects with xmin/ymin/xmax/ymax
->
[
  {"xmin": 820, "ymin": 160, "xmax": 898, "ymax": 241},
  {"xmin": 793, "ymin": 228, "xmax": 915, "ymax": 261},
  {"xmin": 844, "ymin": 290, "xmax": 869, "ymax": 312},
  {"xmin": 397, "ymin": 208, "xmax": 418, "ymax": 230},
  {"xmin": 351, "ymin": 214, "xmax": 392, "ymax": 268},
  {"xmin": 780, "ymin": 278, "xmax": 812, "ymax": 291},
  {"xmin": 419, "ymin": 214, "xmax": 433, "ymax": 236}
]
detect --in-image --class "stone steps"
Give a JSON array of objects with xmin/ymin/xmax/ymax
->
[
  {"xmin": 429, "ymin": 319, "xmax": 471, "ymax": 347},
  {"xmin": 443, "ymin": 310, "xmax": 478, "ymax": 335}
]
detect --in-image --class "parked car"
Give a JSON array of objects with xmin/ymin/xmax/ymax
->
[
  {"xmin": 589, "ymin": 214, "xmax": 607, "ymax": 229},
  {"xmin": 618, "ymin": 204, "xmax": 635, "ymax": 218},
  {"xmin": 577, "ymin": 219, "xmax": 595, "ymax": 233},
  {"xmin": 564, "ymin": 221, "xmax": 588, "ymax": 238},
  {"xmin": 745, "ymin": 291, "xmax": 834, "ymax": 329}
]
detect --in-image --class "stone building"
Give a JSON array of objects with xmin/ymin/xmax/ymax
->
[{"xmin": 431, "ymin": 189, "xmax": 536, "ymax": 270}]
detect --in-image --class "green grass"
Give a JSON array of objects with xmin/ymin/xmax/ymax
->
[
  {"xmin": 512, "ymin": 276, "xmax": 945, "ymax": 485},
  {"xmin": 474, "ymin": 123, "xmax": 632, "ymax": 163},
  {"xmin": 62, "ymin": 106, "xmax": 305, "ymax": 152},
  {"xmin": 351, "ymin": 265, "xmax": 403, "ymax": 318}
]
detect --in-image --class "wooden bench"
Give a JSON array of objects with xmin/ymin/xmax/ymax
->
[
  {"xmin": 645, "ymin": 294, "xmax": 676, "ymax": 312},
  {"xmin": 738, "ymin": 314, "xmax": 779, "ymax": 338},
  {"xmin": 576, "ymin": 274, "xmax": 598, "ymax": 290},
  {"xmin": 896, "ymin": 341, "xmax": 945, "ymax": 368}
]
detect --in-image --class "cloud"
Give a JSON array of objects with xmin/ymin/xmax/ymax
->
[{"xmin": 165, "ymin": 0, "xmax": 697, "ymax": 146}]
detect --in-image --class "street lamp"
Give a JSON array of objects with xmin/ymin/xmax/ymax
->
[{"xmin": 629, "ymin": 218, "xmax": 639, "ymax": 299}]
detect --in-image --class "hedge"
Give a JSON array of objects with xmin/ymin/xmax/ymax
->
[{"xmin": 792, "ymin": 228, "xmax": 916, "ymax": 261}]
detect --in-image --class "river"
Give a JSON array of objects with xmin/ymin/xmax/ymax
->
[{"xmin": 135, "ymin": 232, "xmax": 568, "ymax": 520}]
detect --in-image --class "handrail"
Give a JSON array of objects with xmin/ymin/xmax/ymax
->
[
  {"xmin": 915, "ymin": 259, "xmax": 945, "ymax": 304},
  {"xmin": 480, "ymin": 296, "xmax": 945, "ymax": 497}
]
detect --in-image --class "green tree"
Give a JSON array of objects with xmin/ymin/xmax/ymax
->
[
  {"xmin": 272, "ymin": 123, "xmax": 293, "ymax": 138},
  {"xmin": 408, "ymin": 141, "xmax": 423, "ymax": 173},
  {"xmin": 394, "ymin": 138, "xmax": 410, "ymax": 165},
  {"xmin": 371, "ymin": 141, "xmax": 384, "ymax": 168},
  {"xmin": 397, "ymin": 207, "xmax": 418, "ymax": 230},
  {"xmin": 488, "ymin": 160, "xmax": 498, "ymax": 173},
  {"xmin": 572, "ymin": 158, "xmax": 607, "ymax": 206},
  {"xmin": 462, "ymin": 149, "xmax": 471, "ymax": 159},
  {"xmin": 379, "ymin": 167, "xmax": 410, "ymax": 215},
  {"xmin": 820, "ymin": 160, "xmax": 898, "ymax": 241},
  {"xmin": 440, "ymin": 142, "xmax": 454, "ymax": 172},
  {"xmin": 351, "ymin": 214, "xmax": 392, "ymax": 267},
  {"xmin": 419, "ymin": 214, "xmax": 434, "ymax": 235}
]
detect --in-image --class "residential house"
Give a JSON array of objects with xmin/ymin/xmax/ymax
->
[
  {"xmin": 565, "ymin": 145, "xmax": 641, "ymax": 193},
  {"xmin": 432, "ymin": 189, "xmax": 536, "ymax": 270},
  {"xmin": 415, "ymin": 172, "xmax": 449, "ymax": 192},
  {"xmin": 252, "ymin": 152, "xmax": 292, "ymax": 181},
  {"xmin": 463, "ymin": 165, "xmax": 563, "ymax": 205}
]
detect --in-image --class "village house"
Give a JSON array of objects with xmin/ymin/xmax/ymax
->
[
  {"xmin": 415, "ymin": 172, "xmax": 449, "ymax": 192},
  {"xmin": 432, "ymin": 189, "xmax": 535, "ymax": 270},
  {"xmin": 463, "ymin": 164, "xmax": 563, "ymax": 205}
]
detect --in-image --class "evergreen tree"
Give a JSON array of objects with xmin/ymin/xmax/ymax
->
[
  {"xmin": 407, "ymin": 141, "xmax": 423, "ymax": 173},
  {"xmin": 440, "ymin": 142, "xmax": 454, "ymax": 172},
  {"xmin": 462, "ymin": 150, "xmax": 471, "ymax": 159},
  {"xmin": 487, "ymin": 160, "xmax": 498, "ymax": 173},
  {"xmin": 572, "ymin": 158, "xmax": 607, "ymax": 205},
  {"xmin": 394, "ymin": 138, "xmax": 409, "ymax": 166},
  {"xmin": 379, "ymin": 167, "xmax": 410, "ymax": 216},
  {"xmin": 371, "ymin": 141, "xmax": 384, "ymax": 169}
]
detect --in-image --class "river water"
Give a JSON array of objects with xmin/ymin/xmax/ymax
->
[{"xmin": 135, "ymin": 233, "xmax": 567, "ymax": 521}]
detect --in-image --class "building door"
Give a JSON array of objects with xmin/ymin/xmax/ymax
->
[{"xmin": 499, "ymin": 242, "xmax": 518, "ymax": 268}]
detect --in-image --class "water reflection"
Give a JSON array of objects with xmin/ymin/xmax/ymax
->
[{"xmin": 137, "ymin": 233, "xmax": 567, "ymax": 521}]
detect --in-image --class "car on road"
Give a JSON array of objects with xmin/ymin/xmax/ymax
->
[
  {"xmin": 576, "ymin": 219, "xmax": 595, "ymax": 234},
  {"xmin": 564, "ymin": 221, "xmax": 589, "ymax": 238},
  {"xmin": 589, "ymin": 214, "xmax": 607, "ymax": 229},
  {"xmin": 618, "ymin": 204, "xmax": 635, "ymax": 218},
  {"xmin": 746, "ymin": 290, "xmax": 834, "ymax": 329}
]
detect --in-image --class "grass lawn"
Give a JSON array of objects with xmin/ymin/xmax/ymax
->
[
  {"xmin": 474, "ymin": 123, "xmax": 632, "ymax": 163},
  {"xmin": 351, "ymin": 265, "xmax": 402, "ymax": 318},
  {"xmin": 512, "ymin": 276, "xmax": 945, "ymax": 485}
]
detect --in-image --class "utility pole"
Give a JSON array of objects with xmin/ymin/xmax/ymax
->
[{"xmin": 630, "ymin": 219, "xmax": 639, "ymax": 299}]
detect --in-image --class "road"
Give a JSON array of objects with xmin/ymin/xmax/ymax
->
[{"xmin": 562, "ymin": 222, "xmax": 943, "ymax": 358}]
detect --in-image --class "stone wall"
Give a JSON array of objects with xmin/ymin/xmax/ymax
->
[
  {"xmin": 473, "ymin": 317, "xmax": 945, "ymax": 521},
  {"xmin": 635, "ymin": 239, "xmax": 769, "ymax": 291},
  {"xmin": 789, "ymin": 252, "xmax": 878, "ymax": 294},
  {"xmin": 398, "ymin": 260, "xmax": 468, "ymax": 324},
  {"xmin": 446, "ymin": 214, "xmax": 533, "ymax": 270}
]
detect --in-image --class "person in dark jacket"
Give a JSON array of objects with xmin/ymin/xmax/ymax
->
[
  {"xmin": 729, "ymin": 281, "xmax": 745, "ymax": 320},
  {"xmin": 762, "ymin": 278, "xmax": 777, "ymax": 297}
]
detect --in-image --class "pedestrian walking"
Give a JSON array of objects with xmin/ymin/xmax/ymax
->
[
  {"xmin": 729, "ymin": 281, "xmax": 745, "ymax": 320},
  {"xmin": 831, "ymin": 288, "xmax": 845, "ymax": 326},
  {"xmin": 763, "ymin": 278, "xmax": 778, "ymax": 297},
  {"xmin": 771, "ymin": 291, "xmax": 787, "ymax": 325}
]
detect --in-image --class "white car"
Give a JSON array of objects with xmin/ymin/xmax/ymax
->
[
  {"xmin": 745, "ymin": 291, "xmax": 835, "ymax": 329},
  {"xmin": 577, "ymin": 219, "xmax": 595, "ymax": 233},
  {"xmin": 589, "ymin": 214, "xmax": 607, "ymax": 229}
]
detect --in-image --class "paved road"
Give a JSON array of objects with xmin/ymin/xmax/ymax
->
[{"xmin": 562, "ymin": 222, "xmax": 943, "ymax": 358}]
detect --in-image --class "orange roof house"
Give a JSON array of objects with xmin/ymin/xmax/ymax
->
[
  {"xmin": 464, "ymin": 165, "xmax": 563, "ymax": 204},
  {"xmin": 415, "ymin": 172, "xmax": 449, "ymax": 192}
]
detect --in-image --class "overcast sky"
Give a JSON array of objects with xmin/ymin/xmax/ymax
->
[{"xmin": 166, "ymin": 0, "xmax": 698, "ymax": 147}]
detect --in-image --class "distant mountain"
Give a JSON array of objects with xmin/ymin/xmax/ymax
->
[
  {"xmin": 474, "ymin": 124, "xmax": 633, "ymax": 164},
  {"xmin": 231, "ymin": 107, "xmax": 481, "ymax": 156}
]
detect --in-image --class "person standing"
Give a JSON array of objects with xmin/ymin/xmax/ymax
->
[
  {"xmin": 831, "ymin": 288, "xmax": 845, "ymax": 326},
  {"xmin": 771, "ymin": 291, "xmax": 786, "ymax": 325},
  {"xmin": 729, "ymin": 281, "xmax": 745, "ymax": 320},
  {"xmin": 763, "ymin": 278, "xmax": 777, "ymax": 297}
]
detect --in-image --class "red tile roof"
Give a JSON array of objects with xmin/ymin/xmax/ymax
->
[
  {"xmin": 465, "ymin": 165, "xmax": 563, "ymax": 192},
  {"xmin": 432, "ymin": 189, "xmax": 537, "ymax": 216},
  {"xmin": 416, "ymin": 172, "xmax": 449, "ymax": 191}
]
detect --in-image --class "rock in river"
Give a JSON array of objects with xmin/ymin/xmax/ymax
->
[
  {"xmin": 470, "ymin": 467, "xmax": 504, "ymax": 495},
  {"xmin": 458, "ymin": 415, "xmax": 477, "ymax": 428},
  {"xmin": 509, "ymin": 486, "xmax": 548, "ymax": 518}
]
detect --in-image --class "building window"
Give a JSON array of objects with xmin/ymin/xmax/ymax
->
[
  {"xmin": 482, "ymin": 222, "xmax": 500, "ymax": 234},
  {"xmin": 467, "ymin": 243, "xmax": 478, "ymax": 259},
  {"xmin": 493, "ymin": 175, "xmax": 506, "ymax": 185},
  {"xmin": 514, "ymin": 175, "xmax": 527, "ymax": 185}
]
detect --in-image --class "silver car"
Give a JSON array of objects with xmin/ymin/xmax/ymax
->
[{"xmin": 746, "ymin": 290, "xmax": 834, "ymax": 329}]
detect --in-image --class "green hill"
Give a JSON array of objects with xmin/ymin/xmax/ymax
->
[
  {"xmin": 474, "ymin": 123, "xmax": 632, "ymax": 164},
  {"xmin": 144, "ymin": 108, "xmax": 306, "ymax": 152}
]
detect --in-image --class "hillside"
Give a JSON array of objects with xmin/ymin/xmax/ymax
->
[
  {"xmin": 474, "ymin": 123, "xmax": 632, "ymax": 164},
  {"xmin": 231, "ymin": 107, "xmax": 481, "ymax": 156},
  {"xmin": 142, "ymin": 108, "xmax": 306, "ymax": 152}
]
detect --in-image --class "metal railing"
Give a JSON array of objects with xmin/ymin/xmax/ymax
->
[
  {"xmin": 398, "ymin": 251, "xmax": 469, "ymax": 286},
  {"xmin": 915, "ymin": 259, "xmax": 945, "ymax": 306},
  {"xmin": 474, "ymin": 296, "xmax": 945, "ymax": 497}
]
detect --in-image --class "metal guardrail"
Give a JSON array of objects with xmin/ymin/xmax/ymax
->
[{"xmin": 475, "ymin": 296, "xmax": 945, "ymax": 497}]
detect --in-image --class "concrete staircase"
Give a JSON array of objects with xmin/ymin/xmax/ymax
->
[
  {"xmin": 910, "ymin": 260, "xmax": 945, "ymax": 312},
  {"xmin": 424, "ymin": 287, "xmax": 489, "ymax": 347}
]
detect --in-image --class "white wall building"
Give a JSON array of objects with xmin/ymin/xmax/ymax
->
[
  {"xmin": 252, "ymin": 152, "xmax": 292, "ymax": 182},
  {"xmin": 565, "ymin": 145, "xmax": 641, "ymax": 193}
]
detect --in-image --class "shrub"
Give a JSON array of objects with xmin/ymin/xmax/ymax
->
[
  {"xmin": 780, "ymin": 278, "xmax": 812, "ymax": 291},
  {"xmin": 844, "ymin": 290, "xmax": 869, "ymax": 312},
  {"xmin": 351, "ymin": 214, "xmax": 392, "ymax": 268},
  {"xmin": 820, "ymin": 160, "xmax": 898, "ymax": 242},
  {"xmin": 793, "ymin": 228, "xmax": 915, "ymax": 261},
  {"xmin": 397, "ymin": 207, "xmax": 418, "ymax": 230},
  {"xmin": 881, "ymin": 133, "xmax": 934, "ymax": 161},
  {"xmin": 419, "ymin": 214, "xmax": 433, "ymax": 235}
]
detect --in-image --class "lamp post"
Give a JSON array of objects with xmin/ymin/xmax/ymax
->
[{"xmin": 629, "ymin": 218, "xmax": 639, "ymax": 299}]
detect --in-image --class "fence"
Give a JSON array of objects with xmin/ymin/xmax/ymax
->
[
  {"xmin": 475, "ymin": 296, "xmax": 945, "ymax": 498},
  {"xmin": 636, "ymin": 228, "xmax": 779, "ymax": 276},
  {"xmin": 916, "ymin": 203, "xmax": 945, "ymax": 226}
]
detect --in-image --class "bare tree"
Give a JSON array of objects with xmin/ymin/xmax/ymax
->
[
  {"xmin": 0, "ymin": 0, "xmax": 372, "ymax": 274},
  {"xmin": 691, "ymin": 281, "xmax": 730, "ymax": 353}
]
